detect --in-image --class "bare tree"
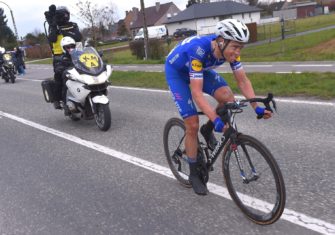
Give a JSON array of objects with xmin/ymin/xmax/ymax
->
[{"xmin": 75, "ymin": 0, "xmax": 117, "ymax": 44}]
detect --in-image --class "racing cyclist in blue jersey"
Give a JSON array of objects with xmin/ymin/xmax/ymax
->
[{"xmin": 165, "ymin": 19, "xmax": 272, "ymax": 195}]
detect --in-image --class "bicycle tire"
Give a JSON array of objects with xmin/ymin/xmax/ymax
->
[
  {"xmin": 222, "ymin": 134, "xmax": 286, "ymax": 225},
  {"xmin": 163, "ymin": 118, "xmax": 191, "ymax": 188}
]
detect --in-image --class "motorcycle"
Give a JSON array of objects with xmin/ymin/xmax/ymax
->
[
  {"xmin": 42, "ymin": 46, "xmax": 113, "ymax": 131},
  {"xmin": 1, "ymin": 53, "xmax": 16, "ymax": 83}
]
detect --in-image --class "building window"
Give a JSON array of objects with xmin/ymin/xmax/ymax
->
[{"xmin": 219, "ymin": 16, "xmax": 229, "ymax": 21}]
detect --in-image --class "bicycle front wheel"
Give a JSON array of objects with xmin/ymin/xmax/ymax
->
[
  {"xmin": 222, "ymin": 134, "xmax": 286, "ymax": 225},
  {"xmin": 163, "ymin": 118, "xmax": 191, "ymax": 188}
]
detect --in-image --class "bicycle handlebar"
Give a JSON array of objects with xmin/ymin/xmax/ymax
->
[
  {"xmin": 241, "ymin": 93, "xmax": 277, "ymax": 119},
  {"xmin": 216, "ymin": 93, "xmax": 277, "ymax": 120}
]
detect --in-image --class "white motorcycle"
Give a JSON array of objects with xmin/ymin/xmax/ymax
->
[{"xmin": 42, "ymin": 46, "xmax": 113, "ymax": 131}]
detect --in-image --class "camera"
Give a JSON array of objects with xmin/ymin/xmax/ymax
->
[{"xmin": 44, "ymin": 5, "xmax": 56, "ymax": 25}]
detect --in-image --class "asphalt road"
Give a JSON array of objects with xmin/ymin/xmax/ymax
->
[
  {"xmin": 0, "ymin": 67, "xmax": 334, "ymax": 234},
  {"xmin": 26, "ymin": 61, "xmax": 335, "ymax": 74},
  {"xmin": 112, "ymin": 61, "xmax": 335, "ymax": 73}
]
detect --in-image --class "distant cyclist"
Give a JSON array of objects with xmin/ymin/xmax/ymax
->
[{"xmin": 165, "ymin": 19, "xmax": 272, "ymax": 195}]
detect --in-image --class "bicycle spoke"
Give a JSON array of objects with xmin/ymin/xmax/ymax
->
[
  {"xmin": 163, "ymin": 118, "xmax": 191, "ymax": 187},
  {"xmin": 223, "ymin": 135, "xmax": 285, "ymax": 225}
]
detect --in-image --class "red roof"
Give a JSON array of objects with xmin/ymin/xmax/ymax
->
[{"xmin": 130, "ymin": 2, "xmax": 176, "ymax": 29}]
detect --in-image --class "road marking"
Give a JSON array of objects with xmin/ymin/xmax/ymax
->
[
  {"xmin": 276, "ymin": 71, "xmax": 302, "ymax": 74},
  {"xmin": 19, "ymin": 79, "xmax": 335, "ymax": 107},
  {"xmin": 0, "ymin": 110, "xmax": 334, "ymax": 234},
  {"xmin": 108, "ymin": 86, "xmax": 335, "ymax": 107},
  {"xmin": 244, "ymin": 65, "xmax": 273, "ymax": 67},
  {"xmin": 293, "ymin": 64, "xmax": 333, "ymax": 67}
]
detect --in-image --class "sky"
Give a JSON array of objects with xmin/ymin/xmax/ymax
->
[{"xmin": 0, "ymin": 0, "xmax": 187, "ymax": 39}]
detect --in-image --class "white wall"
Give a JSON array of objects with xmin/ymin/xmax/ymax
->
[
  {"xmin": 166, "ymin": 12, "xmax": 260, "ymax": 36},
  {"xmin": 273, "ymin": 9, "xmax": 297, "ymax": 20},
  {"xmin": 259, "ymin": 17, "xmax": 281, "ymax": 25}
]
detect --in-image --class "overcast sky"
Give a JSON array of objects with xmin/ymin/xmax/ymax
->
[{"xmin": 0, "ymin": 0, "xmax": 187, "ymax": 38}]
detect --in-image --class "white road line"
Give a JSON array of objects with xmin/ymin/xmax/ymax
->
[
  {"xmin": 244, "ymin": 65, "xmax": 273, "ymax": 67},
  {"xmin": 20, "ymin": 79, "xmax": 335, "ymax": 107},
  {"xmin": 293, "ymin": 64, "xmax": 333, "ymax": 67},
  {"xmin": 276, "ymin": 71, "xmax": 302, "ymax": 74},
  {"xmin": 108, "ymin": 86, "xmax": 334, "ymax": 107},
  {"xmin": 0, "ymin": 110, "xmax": 334, "ymax": 234}
]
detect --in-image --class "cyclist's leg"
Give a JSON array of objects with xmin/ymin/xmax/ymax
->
[
  {"xmin": 166, "ymin": 66, "xmax": 207, "ymax": 195},
  {"xmin": 203, "ymin": 69, "xmax": 234, "ymax": 107},
  {"xmin": 200, "ymin": 70, "xmax": 232, "ymax": 148},
  {"xmin": 166, "ymin": 75, "xmax": 199, "ymax": 159}
]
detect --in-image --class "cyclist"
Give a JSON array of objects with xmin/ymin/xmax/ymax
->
[{"xmin": 165, "ymin": 19, "xmax": 272, "ymax": 195}]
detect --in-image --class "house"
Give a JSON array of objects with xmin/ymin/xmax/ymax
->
[
  {"xmin": 164, "ymin": 1, "xmax": 262, "ymax": 36},
  {"xmin": 124, "ymin": 2, "xmax": 181, "ymax": 38},
  {"xmin": 272, "ymin": 1, "xmax": 318, "ymax": 20},
  {"xmin": 123, "ymin": 7, "xmax": 139, "ymax": 36},
  {"xmin": 317, "ymin": 0, "xmax": 335, "ymax": 11}
]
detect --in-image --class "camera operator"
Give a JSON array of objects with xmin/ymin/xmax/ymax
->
[{"xmin": 45, "ymin": 5, "xmax": 82, "ymax": 109}]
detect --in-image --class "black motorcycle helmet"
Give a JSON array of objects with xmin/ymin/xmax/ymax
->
[{"xmin": 55, "ymin": 6, "xmax": 70, "ymax": 25}]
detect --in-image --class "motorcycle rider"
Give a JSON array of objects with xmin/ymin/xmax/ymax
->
[
  {"xmin": 56, "ymin": 36, "xmax": 76, "ymax": 115},
  {"xmin": 0, "ymin": 47, "xmax": 4, "ymax": 76},
  {"xmin": 44, "ymin": 5, "xmax": 82, "ymax": 109}
]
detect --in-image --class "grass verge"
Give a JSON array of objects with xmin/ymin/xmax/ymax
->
[{"xmin": 110, "ymin": 71, "xmax": 335, "ymax": 100}]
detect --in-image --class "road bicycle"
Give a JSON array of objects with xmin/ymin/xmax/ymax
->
[{"xmin": 163, "ymin": 93, "xmax": 286, "ymax": 225}]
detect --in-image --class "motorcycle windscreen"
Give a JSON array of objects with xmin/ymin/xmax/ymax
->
[{"xmin": 70, "ymin": 47, "xmax": 104, "ymax": 76}]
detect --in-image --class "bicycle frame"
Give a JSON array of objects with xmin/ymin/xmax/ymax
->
[
  {"xmin": 201, "ymin": 125, "xmax": 235, "ymax": 169},
  {"xmin": 200, "ymin": 110, "xmax": 259, "ymax": 184}
]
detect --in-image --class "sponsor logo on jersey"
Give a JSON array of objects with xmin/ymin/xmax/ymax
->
[
  {"xmin": 191, "ymin": 59, "xmax": 202, "ymax": 72},
  {"xmin": 196, "ymin": 46, "xmax": 205, "ymax": 57},
  {"xmin": 189, "ymin": 72, "xmax": 203, "ymax": 79},
  {"xmin": 169, "ymin": 53, "xmax": 180, "ymax": 64}
]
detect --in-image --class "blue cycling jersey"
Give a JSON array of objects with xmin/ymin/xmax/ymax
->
[
  {"xmin": 166, "ymin": 34, "xmax": 243, "ymax": 80},
  {"xmin": 165, "ymin": 34, "xmax": 243, "ymax": 119}
]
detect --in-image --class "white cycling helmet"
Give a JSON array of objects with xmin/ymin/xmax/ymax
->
[
  {"xmin": 60, "ymin": 36, "xmax": 76, "ymax": 53},
  {"xmin": 0, "ymin": 47, "xmax": 5, "ymax": 53},
  {"xmin": 215, "ymin": 19, "xmax": 250, "ymax": 43}
]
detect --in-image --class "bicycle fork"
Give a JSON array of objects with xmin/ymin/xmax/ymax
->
[{"xmin": 231, "ymin": 136, "xmax": 259, "ymax": 184}]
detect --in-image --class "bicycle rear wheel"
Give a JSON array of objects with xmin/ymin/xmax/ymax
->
[
  {"xmin": 222, "ymin": 134, "xmax": 286, "ymax": 225},
  {"xmin": 163, "ymin": 118, "xmax": 191, "ymax": 187}
]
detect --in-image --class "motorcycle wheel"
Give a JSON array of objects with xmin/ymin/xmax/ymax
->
[
  {"xmin": 10, "ymin": 73, "xmax": 15, "ymax": 83},
  {"xmin": 94, "ymin": 103, "xmax": 111, "ymax": 131},
  {"xmin": 70, "ymin": 114, "xmax": 80, "ymax": 121}
]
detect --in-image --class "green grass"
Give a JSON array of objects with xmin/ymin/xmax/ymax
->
[
  {"xmin": 257, "ymin": 13, "xmax": 335, "ymax": 40},
  {"xmin": 96, "ymin": 41, "xmax": 129, "ymax": 50},
  {"xmin": 105, "ymin": 50, "xmax": 165, "ymax": 64},
  {"xmin": 27, "ymin": 58, "xmax": 52, "ymax": 64},
  {"xmin": 105, "ymin": 28, "xmax": 335, "ymax": 64},
  {"xmin": 110, "ymin": 71, "xmax": 335, "ymax": 99},
  {"xmin": 243, "ymin": 29, "xmax": 335, "ymax": 61}
]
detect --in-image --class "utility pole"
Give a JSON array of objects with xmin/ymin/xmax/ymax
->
[
  {"xmin": 280, "ymin": 17, "xmax": 285, "ymax": 40},
  {"xmin": 140, "ymin": 0, "xmax": 148, "ymax": 60}
]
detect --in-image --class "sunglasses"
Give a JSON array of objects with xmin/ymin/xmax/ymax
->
[{"xmin": 64, "ymin": 44, "xmax": 76, "ymax": 50}]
